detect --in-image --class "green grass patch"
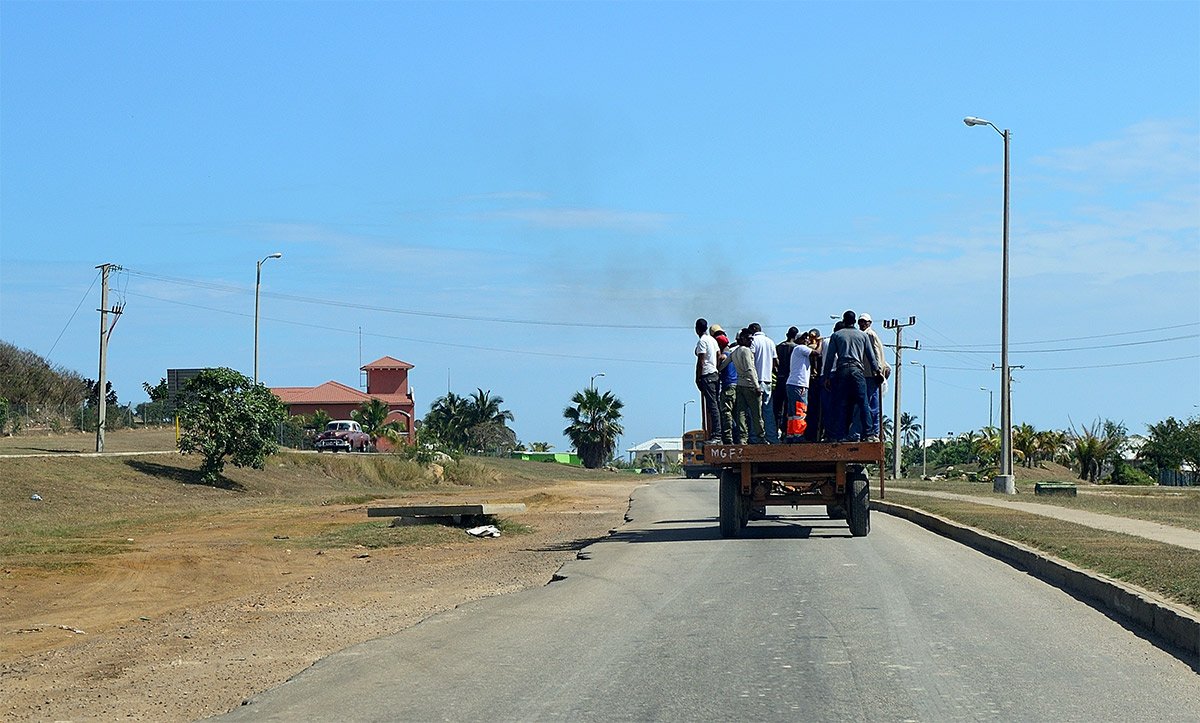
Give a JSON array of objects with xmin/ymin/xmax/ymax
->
[
  {"xmin": 296, "ymin": 520, "xmax": 464, "ymax": 549},
  {"xmin": 888, "ymin": 491, "xmax": 1200, "ymax": 611}
]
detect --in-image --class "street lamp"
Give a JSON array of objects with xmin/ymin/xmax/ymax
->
[
  {"xmin": 254, "ymin": 252, "xmax": 283, "ymax": 384},
  {"xmin": 964, "ymin": 115, "xmax": 1014, "ymax": 494},
  {"xmin": 590, "ymin": 372, "xmax": 606, "ymax": 390},
  {"xmin": 683, "ymin": 399, "xmax": 695, "ymax": 436},
  {"xmin": 910, "ymin": 361, "xmax": 927, "ymax": 479},
  {"xmin": 979, "ymin": 387, "xmax": 994, "ymax": 429}
]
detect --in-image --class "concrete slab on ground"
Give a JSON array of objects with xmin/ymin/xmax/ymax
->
[{"xmin": 367, "ymin": 503, "xmax": 527, "ymax": 518}]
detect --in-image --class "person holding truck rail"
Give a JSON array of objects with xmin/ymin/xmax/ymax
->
[
  {"xmin": 822, "ymin": 310, "xmax": 884, "ymax": 443},
  {"xmin": 730, "ymin": 328, "xmax": 765, "ymax": 444}
]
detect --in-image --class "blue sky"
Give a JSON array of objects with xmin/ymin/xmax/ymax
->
[{"xmin": 2, "ymin": 1, "xmax": 1198, "ymax": 452}]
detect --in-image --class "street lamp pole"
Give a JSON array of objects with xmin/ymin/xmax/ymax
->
[
  {"xmin": 254, "ymin": 252, "xmax": 283, "ymax": 384},
  {"xmin": 964, "ymin": 116, "xmax": 1014, "ymax": 494},
  {"xmin": 911, "ymin": 361, "xmax": 927, "ymax": 478},
  {"xmin": 980, "ymin": 387, "xmax": 994, "ymax": 428},
  {"xmin": 683, "ymin": 400, "xmax": 695, "ymax": 437},
  {"xmin": 590, "ymin": 372, "xmax": 606, "ymax": 391}
]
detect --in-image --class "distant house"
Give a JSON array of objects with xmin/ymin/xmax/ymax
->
[
  {"xmin": 272, "ymin": 356, "xmax": 416, "ymax": 445},
  {"xmin": 510, "ymin": 450, "xmax": 582, "ymax": 466},
  {"xmin": 626, "ymin": 437, "xmax": 683, "ymax": 465}
]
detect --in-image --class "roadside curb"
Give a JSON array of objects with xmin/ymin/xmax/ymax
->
[{"xmin": 874, "ymin": 499, "xmax": 1200, "ymax": 672}]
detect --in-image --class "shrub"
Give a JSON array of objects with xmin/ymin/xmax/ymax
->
[{"xmin": 1109, "ymin": 462, "xmax": 1156, "ymax": 486}]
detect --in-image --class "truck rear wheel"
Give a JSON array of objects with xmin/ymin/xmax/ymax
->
[
  {"xmin": 847, "ymin": 469, "xmax": 870, "ymax": 537},
  {"xmin": 719, "ymin": 469, "xmax": 741, "ymax": 538},
  {"xmin": 826, "ymin": 504, "xmax": 846, "ymax": 520}
]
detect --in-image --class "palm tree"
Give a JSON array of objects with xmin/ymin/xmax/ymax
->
[
  {"xmin": 466, "ymin": 388, "xmax": 514, "ymax": 428},
  {"xmin": 352, "ymin": 398, "xmax": 391, "ymax": 436},
  {"xmin": 1068, "ymin": 420, "xmax": 1107, "ymax": 482},
  {"xmin": 423, "ymin": 392, "xmax": 469, "ymax": 448},
  {"xmin": 563, "ymin": 388, "xmax": 625, "ymax": 469},
  {"xmin": 900, "ymin": 412, "xmax": 922, "ymax": 448},
  {"xmin": 1012, "ymin": 422, "xmax": 1038, "ymax": 468},
  {"xmin": 529, "ymin": 441, "xmax": 553, "ymax": 452},
  {"xmin": 975, "ymin": 426, "xmax": 1001, "ymax": 466}
]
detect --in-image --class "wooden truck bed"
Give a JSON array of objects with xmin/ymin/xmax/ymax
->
[{"xmin": 702, "ymin": 441, "xmax": 885, "ymax": 537}]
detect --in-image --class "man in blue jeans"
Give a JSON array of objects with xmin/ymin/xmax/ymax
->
[
  {"xmin": 821, "ymin": 310, "xmax": 884, "ymax": 442},
  {"xmin": 694, "ymin": 318, "xmax": 723, "ymax": 443}
]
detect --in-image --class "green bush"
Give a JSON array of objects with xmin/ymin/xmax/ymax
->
[{"xmin": 1109, "ymin": 462, "xmax": 1156, "ymax": 486}]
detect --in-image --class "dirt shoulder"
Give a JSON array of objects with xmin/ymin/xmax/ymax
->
[{"xmin": 1, "ymin": 455, "xmax": 644, "ymax": 722}]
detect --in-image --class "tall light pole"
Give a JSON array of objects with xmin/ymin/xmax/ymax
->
[
  {"xmin": 964, "ymin": 115, "xmax": 1014, "ymax": 494},
  {"xmin": 979, "ymin": 387, "xmax": 994, "ymax": 429},
  {"xmin": 683, "ymin": 399, "xmax": 695, "ymax": 436},
  {"xmin": 910, "ymin": 361, "xmax": 927, "ymax": 479},
  {"xmin": 590, "ymin": 372, "xmax": 606, "ymax": 390},
  {"xmin": 254, "ymin": 252, "xmax": 283, "ymax": 384}
]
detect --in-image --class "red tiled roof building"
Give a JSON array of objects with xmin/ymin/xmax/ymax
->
[{"xmin": 272, "ymin": 356, "xmax": 416, "ymax": 446}]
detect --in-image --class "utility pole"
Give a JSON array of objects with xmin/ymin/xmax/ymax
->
[
  {"xmin": 882, "ymin": 316, "xmax": 918, "ymax": 480},
  {"xmin": 95, "ymin": 263, "xmax": 124, "ymax": 452}
]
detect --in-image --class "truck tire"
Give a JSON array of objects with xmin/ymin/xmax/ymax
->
[
  {"xmin": 826, "ymin": 504, "xmax": 846, "ymax": 520},
  {"xmin": 685, "ymin": 469, "xmax": 700, "ymax": 479},
  {"xmin": 719, "ymin": 469, "xmax": 741, "ymax": 538},
  {"xmin": 847, "ymin": 469, "xmax": 870, "ymax": 537}
]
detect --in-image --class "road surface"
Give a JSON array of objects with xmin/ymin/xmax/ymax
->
[{"xmin": 220, "ymin": 479, "xmax": 1200, "ymax": 721}]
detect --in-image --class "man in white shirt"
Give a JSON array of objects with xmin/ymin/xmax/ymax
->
[
  {"xmin": 694, "ymin": 318, "xmax": 723, "ymax": 443},
  {"xmin": 858, "ymin": 313, "xmax": 891, "ymax": 440},
  {"xmin": 748, "ymin": 323, "xmax": 779, "ymax": 444}
]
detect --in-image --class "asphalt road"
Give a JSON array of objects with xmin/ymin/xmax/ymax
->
[{"xmin": 219, "ymin": 479, "xmax": 1200, "ymax": 722}]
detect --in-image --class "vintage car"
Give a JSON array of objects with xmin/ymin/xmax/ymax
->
[{"xmin": 314, "ymin": 420, "xmax": 371, "ymax": 452}]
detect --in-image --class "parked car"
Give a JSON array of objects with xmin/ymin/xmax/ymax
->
[{"xmin": 314, "ymin": 420, "xmax": 371, "ymax": 452}]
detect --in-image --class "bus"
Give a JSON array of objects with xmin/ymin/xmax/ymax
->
[{"xmin": 681, "ymin": 429, "xmax": 718, "ymax": 479}]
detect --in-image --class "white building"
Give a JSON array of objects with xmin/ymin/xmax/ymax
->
[{"xmin": 626, "ymin": 437, "xmax": 683, "ymax": 465}]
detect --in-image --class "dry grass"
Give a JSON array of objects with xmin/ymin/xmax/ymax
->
[
  {"xmin": 0, "ymin": 427, "xmax": 179, "ymax": 455},
  {"xmin": 891, "ymin": 475, "xmax": 1200, "ymax": 533},
  {"xmin": 0, "ymin": 448, "xmax": 618, "ymax": 572},
  {"xmin": 887, "ymin": 490, "xmax": 1200, "ymax": 611}
]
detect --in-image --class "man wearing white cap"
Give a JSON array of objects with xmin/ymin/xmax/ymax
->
[{"xmin": 857, "ymin": 313, "xmax": 891, "ymax": 440}]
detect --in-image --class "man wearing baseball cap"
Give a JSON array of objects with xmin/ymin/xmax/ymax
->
[{"xmin": 858, "ymin": 313, "xmax": 891, "ymax": 440}]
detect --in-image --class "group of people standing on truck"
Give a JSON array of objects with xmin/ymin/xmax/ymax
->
[{"xmin": 694, "ymin": 310, "xmax": 890, "ymax": 446}]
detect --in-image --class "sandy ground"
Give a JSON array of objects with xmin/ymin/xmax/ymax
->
[{"xmin": 0, "ymin": 476, "xmax": 644, "ymax": 722}]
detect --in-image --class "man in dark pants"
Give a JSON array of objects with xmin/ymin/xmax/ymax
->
[
  {"xmin": 772, "ymin": 326, "xmax": 799, "ymax": 441},
  {"xmin": 821, "ymin": 311, "xmax": 883, "ymax": 442},
  {"xmin": 694, "ymin": 318, "xmax": 723, "ymax": 443}
]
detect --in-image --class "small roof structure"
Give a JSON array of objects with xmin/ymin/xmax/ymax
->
[{"xmin": 362, "ymin": 356, "xmax": 414, "ymax": 371}]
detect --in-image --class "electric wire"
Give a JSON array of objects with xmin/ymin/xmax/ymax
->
[
  {"xmin": 45, "ymin": 271, "xmax": 100, "ymax": 358},
  {"xmin": 121, "ymin": 291, "xmax": 691, "ymax": 367}
]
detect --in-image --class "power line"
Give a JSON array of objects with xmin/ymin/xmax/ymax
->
[
  {"xmin": 46, "ymin": 271, "xmax": 100, "ymax": 358},
  {"xmin": 124, "ymin": 268, "xmax": 684, "ymax": 330},
  {"xmin": 922, "ymin": 334, "xmax": 1197, "ymax": 354},
  {"xmin": 122, "ymin": 291, "xmax": 691, "ymax": 368},
  {"xmin": 918, "ymin": 321, "xmax": 1200, "ymax": 347},
  {"xmin": 926, "ymin": 354, "xmax": 1198, "ymax": 372}
]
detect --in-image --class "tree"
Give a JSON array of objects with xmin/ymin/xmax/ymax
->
[
  {"xmin": 1138, "ymin": 416, "xmax": 1200, "ymax": 476},
  {"xmin": 0, "ymin": 396, "xmax": 9, "ymax": 435},
  {"xmin": 308, "ymin": 409, "xmax": 332, "ymax": 431},
  {"xmin": 900, "ymin": 412, "xmax": 922, "ymax": 448},
  {"xmin": 1012, "ymin": 423, "xmax": 1038, "ymax": 468},
  {"xmin": 563, "ymin": 388, "xmax": 624, "ymax": 469},
  {"xmin": 421, "ymin": 388, "xmax": 516, "ymax": 454},
  {"xmin": 137, "ymin": 377, "xmax": 172, "ymax": 424},
  {"xmin": 352, "ymin": 398, "xmax": 391, "ymax": 436},
  {"xmin": 529, "ymin": 441, "xmax": 553, "ymax": 452},
  {"xmin": 176, "ymin": 367, "xmax": 286, "ymax": 483},
  {"xmin": 423, "ymin": 392, "xmax": 470, "ymax": 449},
  {"xmin": 1067, "ymin": 419, "xmax": 1126, "ymax": 483}
]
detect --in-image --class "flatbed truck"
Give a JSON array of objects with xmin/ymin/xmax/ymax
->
[{"xmin": 703, "ymin": 441, "xmax": 885, "ymax": 538}]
